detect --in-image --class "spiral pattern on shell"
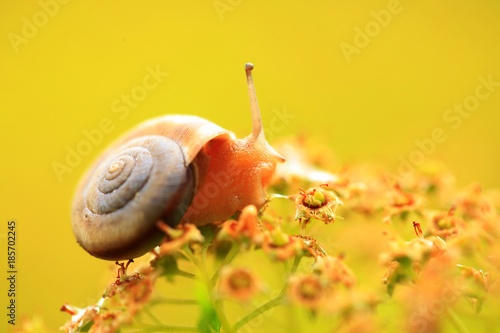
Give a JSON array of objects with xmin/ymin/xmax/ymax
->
[{"xmin": 72, "ymin": 135, "xmax": 194, "ymax": 260}]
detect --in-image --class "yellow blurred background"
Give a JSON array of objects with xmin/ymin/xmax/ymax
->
[{"xmin": 1, "ymin": 0, "xmax": 500, "ymax": 331}]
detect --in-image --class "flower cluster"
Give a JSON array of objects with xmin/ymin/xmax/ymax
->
[
  {"xmin": 61, "ymin": 259, "xmax": 156, "ymax": 333},
  {"xmin": 287, "ymin": 255, "xmax": 357, "ymax": 312},
  {"xmin": 56, "ymin": 137, "xmax": 500, "ymax": 333}
]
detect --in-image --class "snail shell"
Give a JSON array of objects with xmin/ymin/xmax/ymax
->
[{"xmin": 72, "ymin": 64, "xmax": 284, "ymax": 260}]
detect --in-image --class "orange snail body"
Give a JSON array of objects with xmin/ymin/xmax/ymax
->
[{"xmin": 71, "ymin": 64, "xmax": 284, "ymax": 261}]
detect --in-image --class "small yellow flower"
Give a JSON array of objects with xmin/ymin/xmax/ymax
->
[
  {"xmin": 428, "ymin": 205, "xmax": 465, "ymax": 238},
  {"xmin": 218, "ymin": 267, "xmax": 263, "ymax": 302},
  {"xmin": 261, "ymin": 231, "xmax": 305, "ymax": 261},
  {"xmin": 313, "ymin": 255, "xmax": 356, "ymax": 288},
  {"xmin": 382, "ymin": 184, "xmax": 421, "ymax": 223},
  {"xmin": 287, "ymin": 274, "xmax": 329, "ymax": 311},
  {"xmin": 456, "ymin": 183, "xmax": 495, "ymax": 220},
  {"xmin": 295, "ymin": 185, "xmax": 342, "ymax": 226}
]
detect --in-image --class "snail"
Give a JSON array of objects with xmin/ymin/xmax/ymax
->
[{"xmin": 72, "ymin": 63, "xmax": 285, "ymax": 261}]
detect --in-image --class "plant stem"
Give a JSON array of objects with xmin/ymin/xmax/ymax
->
[
  {"xmin": 233, "ymin": 255, "xmax": 303, "ymax": 332},
  {"xmin": 212, "ymin": 242, "xmax": 240, "ymax": 283},
  {"xmin": 446, "ymin": 308, "xmax": 470, "ymax": 333},
  {"xmin": 269, "ymin": 193, "xmax": 293, "ymax": 200},
  {"xmin": 182, "ymin": 247, "xmax": 200, "ymax": 266},
  {"xmin": 183, "ymin": 245, "xmax": 234, "ymax": 333},
  {"xmin": 290, "ymin": 255, "xmax": 302, "ymax": 274},
  {"xmin": 233, "ymin": 291, "xmax": 286, "ymax": 331},
  {"xmin": 214, "ymin": 299, "xmax": 234, "ymax": 333},
  {"xmin": 175, "ymin": 269, "xmax": 197, "ymax": 280},
  {"xmin": 142, "ymin": 305, "xmax": 166, "ymax": 326}
]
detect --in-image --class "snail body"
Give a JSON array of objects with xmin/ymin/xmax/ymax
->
[{"xmin": 72, "ymin": 64, "xmax": 284, "ymax": 260}]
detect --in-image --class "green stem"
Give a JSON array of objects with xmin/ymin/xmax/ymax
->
[
  {"xmin": 233, "ymin": 255, "xmax": 303, "ymax": 332},
  {"xmin": 183, "ymin": 245, "xmax": 234, "ymax": 333},
  {"xmin": 290, "ymin": 255, "xmax": 302, "ymax": 274},
  {"xmin": 446, "ymin": 308, "xmax": 470, "ymax": 333},
  {"xmin": 142, "ymin": 306, "xmax": 166, "ymax": 325},
  {"xmin": 182, "ymin": 247, "xmax": 200, "ymax": 266},
  {"xmin": 233, "ymin": 291, "xmax": 286, "ymax": 332},
  {"xmin": 175, "ymin": 269, "xmax": 197, "ymax": 280},
  {"xmin": 211, "ymin": 242, "xmax": 240, "ymax": 283},
  {"xmin": 214, "ymin": 299, "xmax": 234, "ymax": 333},
  {"xmin": 269, "ymin": 193, "xmax": 293, "ymax": 200}
]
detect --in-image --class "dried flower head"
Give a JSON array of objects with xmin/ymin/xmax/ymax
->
[
  {"xmin": 325, "ymin": 290, "xmax": 380, "ymax": 323},
  {"xmin": 381, "ymin": 261, "xmax": 401, "ymax": 285},
  {"xmin": 157, "ymin": 222, "xmax": 205, "ymax": 256},
  {"xmin": 261, "ymin": 231, "xmax": 305, "ymax": 261},
  {"xmin": 295, "ymin": 185, "xmax": 342, "ymax": 226},
  {"xmin": 328, "ymin": 166, "xmax": 369, "ymax": 203},
  {"xmin": 382, "ymin": 184, "xmax": 421, "ymax": 223},
  {"xmin": 313, "ymin": 255, "xmax": 356, "ymax": 288},
  {"xmin": 102, "ymin": 271, "xmax": 155, "ymax": 318},
  {"xmin": 428, "ymin": 205, "xmax": 465, "ymax": 238},
  {"xmin": 90, "ymin": 310, "xmax": 127, "ymax": 333},
  {"xmin": 293, "ymin": 235, "xmax": 327, "ymax": 259},
  {"xmin": 287, "ymin": 274, "xmax": 329, "ymax": 311},
  {"xmin": 380, "ymin": 235, "xmax": 446, "ymax": 267},
  {"xmin": 218, "ymin": 267, "xmax": 263, "ymax": 302},
  {"xmin": 217, "ymin": 205, "xmax": 263, "ymax": 247},
  {"xmin": 456, "ymin": 183, "xmax": 496, "ymax": 220},
  {"xmin": 103, "ymin": 272, "xmax": 143, "ymax": 299},
  {"xmin": 60, "ymin": 304, "xmax": 99, "ymax": 333},
  {"xmin": 457, "ymin": 264, "xmax": 491, "ymax": 313},
  {"xmin": 457, "ymin": 264, "xmax": 490, "ymax": 290},
  {"xmin": 380, "ymin": 226, "xmax": 448, "ymax": 296}
]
